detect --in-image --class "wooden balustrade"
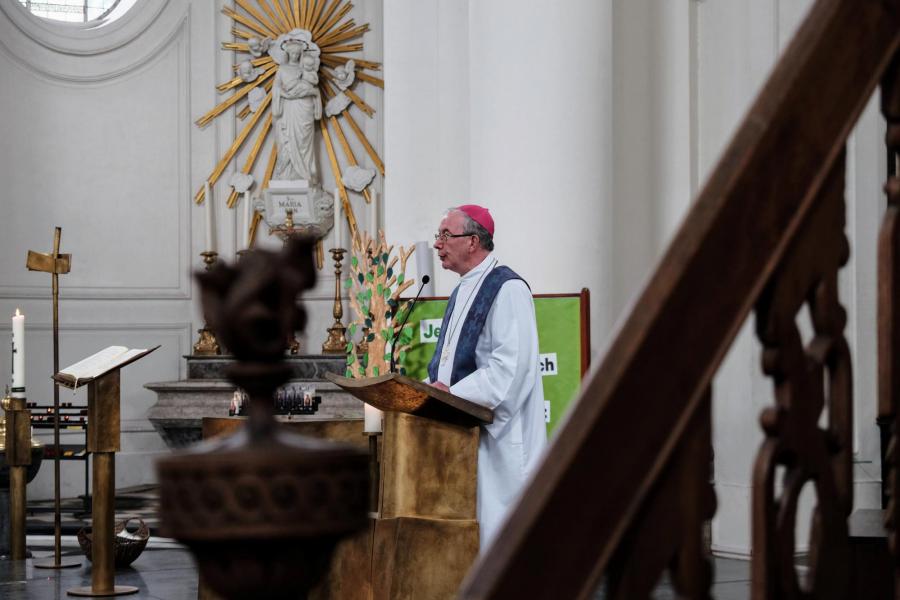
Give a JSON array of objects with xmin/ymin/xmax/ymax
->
[
  {"xmin": 880, "ymin": 52, "xmax": 900, "ymax": 596},
  {"xmin": 459, "ymin": 0, "xmax": 900, "ymax": 598}
]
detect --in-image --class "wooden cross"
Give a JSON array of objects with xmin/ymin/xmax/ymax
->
[{"xmin": 26, "ymin": 227, "xmax": 71, "ymax": 278}]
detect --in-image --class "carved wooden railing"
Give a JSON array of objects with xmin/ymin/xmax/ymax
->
[{"xmin": 459, "ymin": 0, "xmax": 900, "ymax": 598}]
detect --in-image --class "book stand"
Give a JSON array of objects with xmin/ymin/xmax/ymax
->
[{"xmin": 55, "ymin": 348, "xmax": 157, "ymax": 597}]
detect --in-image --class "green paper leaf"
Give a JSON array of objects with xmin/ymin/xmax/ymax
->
[
  {"xmin": 366, "ymin": 272, "xmax": 374, "ymax": 283},
  {"xmin": 399, "ymin": 350, "xmax": 407, "ymax": 362},
  {"xmin": 345, "ymin": 342, "xmax": 354, "ymax": 353},
  {"xmin": 348, "ymin": 323, "xmax": 357, "ymax": 336},
  {"xmin": 397, "ymin": 273, "xmax": 404, "ymax": 284},
  {"xmin": 351, "ymin": 256, "xmax": 358, "ymax": 267},
  {"xmin": 345, "ymin": 368, "xmax": 352, "ymax": 377},
  {"xmin": 377, "ymin": 283, "xmax": 383, "ymax": 296},
  {"xmin": 387, "ymin": 268, "xmax": 394, "ymax": 279},
  {"xmin": 357, "ymin": 273, "xmax": 364, "ymax": 284},
  {"xmin": 346, "ymin": 355, "xmax": 354, "ymax": 365},
  {"xmin": 377, "ymin": 265, "xmax": 385, "ymax": 276},
  {"xmin": 367, "ymin": 333, "xmax": 375, "ymax": 342},
  {"xmin": 382, "ymin": 252, "xmax": 389, "ymax": 263},
  {"xmin": 384, "ymin": 288, "xmax": 392, "ymax": 299},
  {"xmin": 358, "ymin": 366, "xmax": 366, "ymax": 376},
  {"xmin": 373, "ymin": 366, "xmax": 380, "ymax": 377}
]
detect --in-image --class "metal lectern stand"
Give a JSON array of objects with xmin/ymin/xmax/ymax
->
[{"xmin": 55, "ymin": 347, "xmax": 157, "ymax": 597}]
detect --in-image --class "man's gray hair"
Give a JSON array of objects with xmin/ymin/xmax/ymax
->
[{"xmin": 450, "ymin": 207, "xmax": 494, "ymax": 251}]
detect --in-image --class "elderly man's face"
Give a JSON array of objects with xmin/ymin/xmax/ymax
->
[{"xmin": 433, "ymin": 210, "xmax": 474, "ymax": 275}]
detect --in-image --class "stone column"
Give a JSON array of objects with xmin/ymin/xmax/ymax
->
[{"xmin": 467, "ymin": 0, "xmax": 614, "ymax": 345}]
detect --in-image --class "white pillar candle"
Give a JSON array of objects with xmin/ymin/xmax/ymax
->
[
  {"xmin": 11, "ymin": 308, "xmax": 24, "ymax": 397},
  {"xmin": 368, "ymin": 191, "xmax": 379, "ymax": 237},
  {"xmin": 243, "ymin": 190, "xmax": 252, "ymax": 249},
  {"xmin": 204, "ymin": 181, "xmax": 216, "ymax": 253},
  {"xmin": 333, "ymin": 188, "xmax": 343, "ymax": 249},
  {"xmin": 364, "ymin": 403, "xmax": 383, "ymax": 433}
]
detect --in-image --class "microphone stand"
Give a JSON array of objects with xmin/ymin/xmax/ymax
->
[{"xmin": 390, "ymin": 275, "xmax": 429, "ymax": 373}]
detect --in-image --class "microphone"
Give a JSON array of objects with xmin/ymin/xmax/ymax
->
[{"xmin": 390, "ymin": 275, "xmax": 430, "ymax": 374}]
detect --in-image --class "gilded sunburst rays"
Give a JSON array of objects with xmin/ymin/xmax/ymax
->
[{"xmin": 193, "ymin": 0, "xmax": 382, "ymax": 251}]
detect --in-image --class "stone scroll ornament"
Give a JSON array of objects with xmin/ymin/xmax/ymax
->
[
  {"xmin": 156, "ymin": 238, "xmax": 369, "ymax": 599},
  {"xmin": 193, "ymin": 1, "xmax": 383, "ymax": 255},
  {"xmin": 344, "ymin": 230, "xmax": 416, "ymax": 378}
]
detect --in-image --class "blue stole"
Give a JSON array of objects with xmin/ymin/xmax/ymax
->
[{"xmin": 427, "ymin": 266, "xmax": 527, "ymax": 385}]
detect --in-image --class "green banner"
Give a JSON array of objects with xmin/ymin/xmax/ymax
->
[{"xmin": 400, "ymin": 294, "xmax": 586, "ymax": 435}]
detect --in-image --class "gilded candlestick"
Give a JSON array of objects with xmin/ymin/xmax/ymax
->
[
  {"xmin": 193, "ymin": 251, "xmax": 222, "ymax": 356},
  {"xmin": 322, "ymin": 248, "xmax": 349, "ymax": 354}
]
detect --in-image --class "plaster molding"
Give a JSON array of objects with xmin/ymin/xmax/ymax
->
[{"xmin": 0, "ymin": 0, "xmax": 187, "ymax": 83}]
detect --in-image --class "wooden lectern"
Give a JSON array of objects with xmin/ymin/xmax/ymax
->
[{"xmin": 324, "ymin": 373, "xmax": 493, "ymax": 600}]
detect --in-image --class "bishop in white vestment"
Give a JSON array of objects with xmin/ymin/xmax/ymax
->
[{"xmin": 427, "ymin": 205, "xmax": 548, "ymax": 551}]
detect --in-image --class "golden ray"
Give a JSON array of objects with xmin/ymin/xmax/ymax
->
[
  {"xmin": 272, "ymin": 0, "xmax": 293, "ymax": 29},
  {"xmin": 248, "ymin": 211, "xmax": 264, "ymax": 248},
  {"xmin": 196, "ymin": 66, "xmax": 276, "ymax": 127},
  {"xmin": 317, "ymin": 20, "xmax": 356, "ymax": 47},
  {"xmin": 208, "ymin": 93, "xmax": 273, "ymax": 190},
  {"xmin": 312, "ymin": 0, "xmax": 341, "ymax": 37},
  {"xmin": 258, "ymin": 0, "xmax": 290, "ymax": 32},
  {"xmin": 306, "ymin": 0, "xmax": 326, "ymax": 31},
  {"xmin": 301, "ymin": 0, "xmax": 313, "ymax": 28},
  {"xmin": 321, "ymin": 43, "xmax": 363, "ymax": 54},
  {"xmin": 321, "ymin": 55, "xmax": 380, "ymax": 71},
  {"xmin": 275, "ymin": 0, "xmax": 300, "ymax": 29},
  {"xmin": 329, "ymin": 115, "xmax": 371, "ymax": 204},
  {"xmin": 227, "ymin": 113, "xmax": 273, "ymax": 208},
  {"xmin": 261, "ymin": 140, "xmax": 279, "ymax": 189},
  {"xmin": 320, "ymin": 119, "xmax": 359, "ymax": 235},
  {"xmin": 317, "ymin": 2, "xmax": 353, "ymax": 40},
  {"xmin": 343, "ymin": 111, "xmax": 384, "ymax": 176},
  {"xmin": 232, "ymin": 27, "xmax": 253, "ymax": 39},
  {"xmin": 230, "ymin": 56, "xmax": 275, "ymax": 73},
  {"xmin": 343, "ymin": 88, "xmax": 374, "ymax": 117},
  {"xmin": 356, "ymin": 71, "xmax": 383, "ymax": 89},
  {"xmin": 316, "ymin": 241, "xmax": 324, "ymax": 269},
  {"xmin": 223, "ymin": 7, "xmax": 277, "ymax": 39},
  {"xmin": 238, "ymin": 105, "xmax": 251, "ymax": 120},
  {"xmin": 235, "ymin": 0, "xmax": 282, "ymax": 37},
  {"xmin": 292, "ymin": 0, "xmax": 301, "ymax": 29},
  {"xmin": 222, "ymin": 42, "xmax": 248, "ymax": 52},
  {"xmin": 318, "ymin": 23, "xmax": 367, "ymax": 48}
]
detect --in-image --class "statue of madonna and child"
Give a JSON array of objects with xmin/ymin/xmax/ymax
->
[{"xmin": 258, "ymin": 29, "xmax": 335, "ymax": 240}]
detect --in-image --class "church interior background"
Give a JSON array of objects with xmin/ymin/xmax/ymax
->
[{"xmin": 0, "ymin": 0, "xmax": 890, "ymax": 597}]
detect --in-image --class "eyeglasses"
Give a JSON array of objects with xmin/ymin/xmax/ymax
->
[{"xmin": 434, "ymin": 231, "xmax": 474, "ymax": 242}]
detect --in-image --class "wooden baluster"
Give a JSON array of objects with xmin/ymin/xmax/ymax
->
[
  {"xmin": 879, "ymin": 49, "xmax": 900, "ymax": 590},
  {"xmin": 752, "ymin": 151, "xmax": 853, "ymax": 600},
  {"xmin": 604, "ymin": 389, "xmax": 715, "ymax": 600}
]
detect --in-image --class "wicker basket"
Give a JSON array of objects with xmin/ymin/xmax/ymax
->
[{"xmin": 77, "ymin": 518, "xmax": 150, "ymax": 568}]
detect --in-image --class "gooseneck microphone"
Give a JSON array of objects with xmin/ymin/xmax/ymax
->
[{"xmin": 390, "ymin": 275, "xmax": 430, "ymax": 374}]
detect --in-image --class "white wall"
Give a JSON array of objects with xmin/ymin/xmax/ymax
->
[{"xmin": 0, "ymin": 0, "xmax": 383, "ymax": 499}]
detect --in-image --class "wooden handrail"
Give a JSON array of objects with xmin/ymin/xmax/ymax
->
[{"xmin": 459, "ymin": 0, "xmax": 900, "ymax": 598}]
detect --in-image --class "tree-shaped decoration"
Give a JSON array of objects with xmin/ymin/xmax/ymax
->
[{"xmin": 344, "ymin": 230, "xmax": 417, "ymax": 378}]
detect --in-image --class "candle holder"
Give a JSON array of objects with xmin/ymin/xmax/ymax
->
[
  {"xmin": 322, "ymin": 248, "xmax": 348, "ymax": 354},
  {"xmin": 193, "ymin": 251, "xmax": 222, "ymax": 356}
]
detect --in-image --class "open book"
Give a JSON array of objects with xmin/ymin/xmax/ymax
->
[{"xmin": 53, "ymin": 345, "xmax": 160, "ymax": 388}]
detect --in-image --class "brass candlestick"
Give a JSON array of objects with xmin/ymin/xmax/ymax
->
[
  {"xmin": 322, "ymin": 248, "xmax": 348, "ymax": 354},
  {"xmin": 193, "ymin": 251, "xmax": 222, "ymax": 356}
]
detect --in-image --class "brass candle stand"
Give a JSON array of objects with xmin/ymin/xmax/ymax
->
[
  {"xmin": 193, "ymin": 251, "xmax": 222, "ymax": 356},
  {"xmin": 3, "ymin": 390, "xmax": 31, "ymax": 561},
  {"xmin": 322, "ymin": 248, "xmax": 348, "ymax": 354},
  {"xmin": 26, "ymin": 227, "xmax": 80, "ymax": 570}
]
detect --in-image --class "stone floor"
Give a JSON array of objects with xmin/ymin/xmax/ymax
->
[{"xmin": 0, "ymin": 539, "xmax": 753, "ymax": 599}]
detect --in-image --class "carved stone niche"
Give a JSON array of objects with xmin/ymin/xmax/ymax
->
[{"xmin": 156, "ymin": 238, "xmax": 369, "ymax": 599}]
